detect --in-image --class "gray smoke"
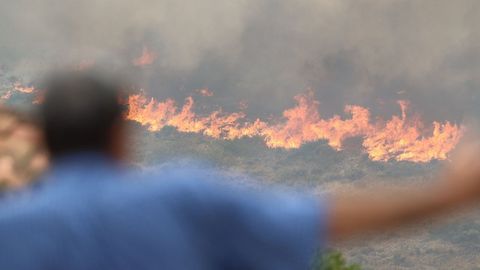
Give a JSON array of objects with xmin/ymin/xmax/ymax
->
[{"xmin": 1, "ymin": 0, "xmax": 479, "ymax": 123}]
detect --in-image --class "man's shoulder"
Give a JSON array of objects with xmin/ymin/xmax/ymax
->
[
  {"xmin": 1, "ymin": 164, "xmax": 257, "ymax": 222},
  {"xmin": 113, "ymin": 166, "xmax": 219, "ymax": 200}
]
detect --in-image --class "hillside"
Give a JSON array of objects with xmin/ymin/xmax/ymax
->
[
  {"xmin": 1, "ymin": 77, "xmax": 479, "ymax": 269},
  {"xmin": 131, "ymin": 125, "xmax": 480, "ymax": 270}
]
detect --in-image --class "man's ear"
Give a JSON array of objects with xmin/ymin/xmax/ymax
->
[{"xmin": 108, "ymin": 118, "xmax": 129, "ymax": 161}]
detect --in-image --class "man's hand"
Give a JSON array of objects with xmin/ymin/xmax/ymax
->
[
  {"xmin": 327, "ymin": 140, "xmax": 480, "ymax": 242},
  {"xmin": 441, "ymin": 141, "xmax": 480, "ymax": 203}
]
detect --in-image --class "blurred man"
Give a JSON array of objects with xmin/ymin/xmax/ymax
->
[{"xmin": 0, "ymin": 71, "xmax": 480, "ymax": 269}]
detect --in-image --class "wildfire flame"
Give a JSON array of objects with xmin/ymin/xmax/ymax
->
[
  {"xmin": 133, "ymin": 46, "xmax": 157, "ymax": 66},
  {"xmin": 1, "ymin": 83, "xmax": 36, "ymax": 100},
  {"xmin": 1, "ymin": 81, "xmax": 464, "ymax": 163},
  {"xmin": 0, "ymin": 91, "xmax": 12, "ymax": 100},
  {"xmin": 195, "ymin": 88, "xmax": 214, "ymax": 97},
  {"xmin": 13, "ymin": 83, "xmax": 35, "ymax": 94},
  {"xmin": 126, "ymin": 91, "xmax": 464, "ymax": 162}
]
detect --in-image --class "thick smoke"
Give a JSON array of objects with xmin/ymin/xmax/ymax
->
[{"xmin": 1, "ymin": 0, "xmax": 479, "ymax": 122}]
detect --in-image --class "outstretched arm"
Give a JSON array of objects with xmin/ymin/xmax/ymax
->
[{"xmin": 327, "ymin": 142, "xmax": 480, "ymax": 241}]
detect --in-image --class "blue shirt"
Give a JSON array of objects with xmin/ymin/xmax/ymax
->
[{"xmin": 0, "ymin": 153, "xmax": 326, "ymax": 269}]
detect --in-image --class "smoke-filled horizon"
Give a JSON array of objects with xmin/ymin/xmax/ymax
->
[{"xmin": 1, "ymin": 0, "xmax": 479, "ymax": 122}]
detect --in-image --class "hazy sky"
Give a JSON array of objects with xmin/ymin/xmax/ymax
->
[{"xmin": 1, "ymin": 0, "xmax": 479, "ymax": 122}]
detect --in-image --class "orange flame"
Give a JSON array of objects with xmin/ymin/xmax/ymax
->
[
  {"xmin": 13, "ymin": 83, "xmax": 35, "ymax": 94},
  {"xmin": 0, "ymin": 91, "xmax": 12, "ymax": 100},
  {"xmin": 1, "ymin": 83, "xmax": 36, "ymax": 101},
  {"xmin": 2, "ymin": 81, "xmax": 464, "ymax": 162},
  {"xmin": 133, "ymin": 46, "xmax": 157, "ymax": 66},
  {"xmin": 126, "ymin": 91, "xmax": 464, "ymax": 162},
  {"xmin": 195, "ymin": 88, "xmax": 214, "ymax": 97}
]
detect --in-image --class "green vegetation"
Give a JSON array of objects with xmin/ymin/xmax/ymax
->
[{"xmin": 312, "ymin": 251, "xmax": 361, "ymax": 270}]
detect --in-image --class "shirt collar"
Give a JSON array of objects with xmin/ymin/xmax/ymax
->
[{"xmin": 45, "ymin": 151, "xmax": 122, "ymax": 181}]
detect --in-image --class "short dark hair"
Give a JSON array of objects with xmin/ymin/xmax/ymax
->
[{"xmin": 39, "ymin": 71, "xmax": 124, "ymax": 158}]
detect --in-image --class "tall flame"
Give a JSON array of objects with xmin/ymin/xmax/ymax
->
[
  {"xmin": 133, "ymin": 46, "xmax": 157, "ymax": 66},
  {"xmin": 1, "ymin": 81, "xmax": 464, "ymax": 162},
  {"xmin": 126, "ymin": 91, "xmax": 464, "ymax": 162}
]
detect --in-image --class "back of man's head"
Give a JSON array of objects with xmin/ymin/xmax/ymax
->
[{"xmin": 39, "ymin": 71, "xmax": 124, "ymax": 159}]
